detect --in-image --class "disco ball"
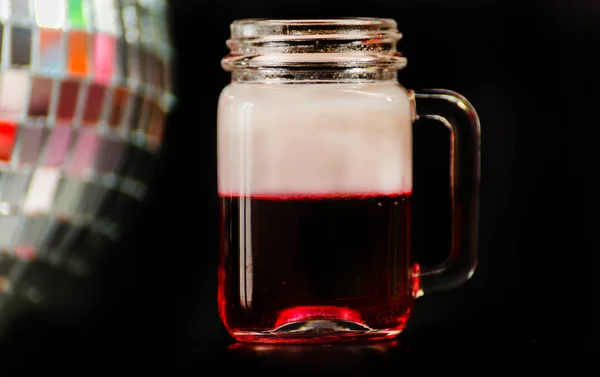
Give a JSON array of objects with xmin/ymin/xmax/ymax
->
[{"xmin": 0, "ymin": 0, "xmax": 174, "ymax": 299}]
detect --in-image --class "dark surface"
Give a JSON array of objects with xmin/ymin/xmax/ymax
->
[{"xmin": 0, "ymin": 0, "xmax": 597, "ymax": 368}]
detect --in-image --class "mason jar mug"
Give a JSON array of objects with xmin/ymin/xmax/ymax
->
[{"xmin": 217, "ymin": 18, "xmax": 481, "ymax": 344}]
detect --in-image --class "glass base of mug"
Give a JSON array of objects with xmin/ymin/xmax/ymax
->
[
  {"xmin": 230, "ymin": 320, "xmax": 403, "ymax": 344},
  {"xmin": 224, "ymin": 305, "xmax": 410, "ymax": 344}
]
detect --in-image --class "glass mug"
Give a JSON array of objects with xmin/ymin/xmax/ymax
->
[{"xmin": 217, "ymin": 18, "xmax": 481, "ymax": 343}]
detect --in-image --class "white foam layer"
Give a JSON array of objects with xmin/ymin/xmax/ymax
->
[{"xmin": 217, "ymin": 82, "xmax": 413, "ymax": 196}]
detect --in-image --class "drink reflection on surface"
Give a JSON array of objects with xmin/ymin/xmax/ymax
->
[
  {"xmin": 218, "ymin": 83, "xmax": 419, "ymax": 343},
  {"xmin": 228, "ymin": 339, "xmax": 400, "ymax": 353},
  {"xmin": 226, "ymin": 340, "xmax": 402, "ymax": 365}
]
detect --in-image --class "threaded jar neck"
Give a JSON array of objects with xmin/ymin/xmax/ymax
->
[{"xmin": 221, "ymin": 18, "xmax": 407, "ymax": 83}]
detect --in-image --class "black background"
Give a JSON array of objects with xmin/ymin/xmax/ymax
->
[
  {"xmin": 101, "ymin": 0, "xmax": 596, "ymax": 360},
  {"xmin": 2, "ymin": 0, "xmax": 597, "ymax": 370}
]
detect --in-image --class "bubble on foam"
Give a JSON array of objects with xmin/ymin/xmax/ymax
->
[{"xmin": 218, "ymin": 83, "xmax": 413, "ymax": 197}]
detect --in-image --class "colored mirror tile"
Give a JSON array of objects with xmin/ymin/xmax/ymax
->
[
  {"xmin": 149, "ymin": 54, "xmax": 161, "ymax": 87},
  {"xmin": 0, "ymin": 121, "xmax": 16, "ymax": 161},
  {"xmin": 0, "ymin": 172, "xmax": 28, "ymax": 204},
  {"xmin": 11, "ymin": 27, "xmax": 31, "ymax": 66},
  {"xmin": 53, "ymin": 178, "xmax": 85, "ymax": 216},
  {"xmin": 38, "ymin": 28, "xmax": 63, "ymax": 74},
  {"xmin": 67, "ymin": 0, "xmax": 87, "ymax": 29},
  {"xmin": 15, "ymin": 216, "xmax": 51, "ymax": 250},
  {"xmin": 139, "ymin": 49, "xmax": 149, "ymax": 85},
  {"xmin": 137, "ymin": 9, "xmax": 154, "ymax": 45},
  {"xmin": 148, "ymin": 103, "xmax": 164, "ymax": 141},
  {"xmin": 145, "ymin": 52, "xmax": 155, "ymax": 87},
  {"xmin": 44, "ymin": 220, "xmax": 69, "ymax": 250},
  {"xmin": 138, "ymin": 99, "xmax": 151, "ymax": 132},
  {"xmin": 139, "ymin": 49, "xmax": 151, "ymax": 85},
  {"xmin": 114, "ymin": 38, "xmax": 127, "ymax": 84},
  {"xmin": 0, "ymin": 1, "xmax": 9, "ymax": 22},
  {"xmin": 68, "ymin": 31, "xmax": 89, "ymax": 76},
  {"xmin": 108, "ymin": 87, "xmax": 128, "ymax": 127},
  {"xmin": 23, "ymin": 166, "xmax": 61, "ymax": 215},
  {"xmin": 18, "ymin": 126, "xmax": 45, "ymax": 164},
  {"xmin": 153, "ymin": 9, "xmax": 169, "ymax": 45},
  {"xmin": 82, "ymin": 83, "xmax": 106, "ymax": 124},
  {"xmin": 79, "ymin": 182, "xmax": 105, "ymax": 215},
  {"xmin": 35, "ymin": 0, "xmax": 66, "ymax": 29},
  {"xmin": 67, "ymin": 128, "xmax": 100, "ymax": 177},
  {"xmin": 92, "ymin": 0, "xmax": 119, "ymax": 35},
  {"xmin": 44, "ymin": 125, "xmax": 71, "ymax": 165},
  {"xmin": 122, "ymin": 5, "xmax": 139, "ymax": 43},
  {"xmin": 95, "ymin": 136, "xmax": 123, "ymax": 173},
  {"xmin": 164, "ymin": 60, "xmax": 172, "ymax": 93},
  {"xmin": 114, "ymin": 142, "xmax": 139, "ymax": 176},
  {"xmin": 0, "ymin": 216, "xmax": 20, "ymax": 249},
  {"xmin": 126, "ymin": 93, "xmax": 142, "ymax": 131},
  {"xmin": 94, "ymin": 187, "xmax": 116, "ymax": 218},
  {"xmin": 94, "ymin": 34, "xmax": 116, "ymax": 84},
  {"xmin": 126, "ymin": 45, "xmax": 140, "ymax": 83},
  {"xmin": 9, "ymin": 0, "xmax": 29, "ymax": 20},
  {"xmin": 157, "ymin": 57, "xmax": 166, "ymax": 89},
  {"xmin": 28, "ymin": 77, "xmax": 54, "ymax": 117},
  {"xmin": 63, "ymin": 228, "xmax": 86, "ymax": 257},
  {"xmin": 0, "ymin": 69, "xmax": 28, "ymax": 120},
  {"xmin": 56, "ymin": 80, "xmax": 80, "ymax": 121}
]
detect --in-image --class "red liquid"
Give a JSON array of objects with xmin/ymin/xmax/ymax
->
[{"xmin": 218, "ymin": 193, "xmax": 418, "ymax": 343}]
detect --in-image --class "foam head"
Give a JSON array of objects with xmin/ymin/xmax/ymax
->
[{"xmin": 218, "ymin": 83, "xmax": 413, "ymax": 198}]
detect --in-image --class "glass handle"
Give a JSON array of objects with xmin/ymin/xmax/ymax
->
[{"xmin": 411, "ymin": 89, "xmax": 481, "ymax": 295}]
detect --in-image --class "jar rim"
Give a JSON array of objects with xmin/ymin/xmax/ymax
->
[{"xmin": 229, "ymin": 17, "xmax": 400, "ymax": 39}]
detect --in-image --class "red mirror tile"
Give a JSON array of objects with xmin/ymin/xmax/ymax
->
[
  {"xmin": 56, "ymin": 80, "xmax": 80, "ymax": 121},
  {"xmin": 0, "ymin": 121, "xmax": 17, "ymax": 161},
  {"xmin": 108, "ymin": 87, "xmax": 129, "ymax": 128},
  {"xmin": 148, "ymin": 103, "xmax": 165, "ymax": 141},
  {"xmin": 82, "ymin": 83, "xmax": 106, "ymax": 125}
]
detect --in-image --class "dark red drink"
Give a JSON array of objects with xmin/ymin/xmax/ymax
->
[{"xmin": 218, "ymin": 192, "xmax": 418, "ymax": 343}]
